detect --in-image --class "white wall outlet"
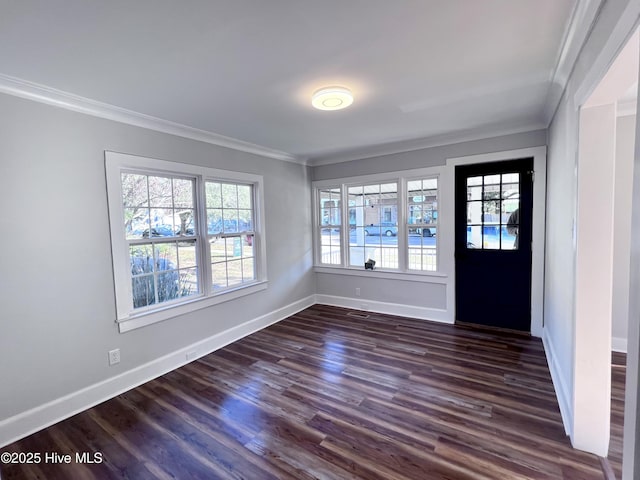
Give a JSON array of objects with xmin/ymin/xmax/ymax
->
[
  {"xmin": 108, "ymin": 348, "xmax": 121, "ymax": 366},
  {"xmin": 186, "ymin": 350, "xmax": 198, "ymax": 361},
  {"xmin": 355, "ymin": 287, "xmax": 361, "ymax": 296}
]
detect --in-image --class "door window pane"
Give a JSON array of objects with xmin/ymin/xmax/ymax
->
[
  {"xmin": 502, "ymin": 226, "xmax": 518, "ymax": 250},
  {"xmin": 467, "ymin": 202, "xmax": 483, "ymax": 224},
  {"xmin": 466, "ymin": 172, "xmax": 520, "ymax": 250},
  {"xmin": 467, "ymin": 185, "xmax": 482, "ymax": 201}
]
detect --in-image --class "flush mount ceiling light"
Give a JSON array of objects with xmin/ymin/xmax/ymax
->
[{"xmin": 312, "ymin": 86, "xmax": 354, "ymax": 111}]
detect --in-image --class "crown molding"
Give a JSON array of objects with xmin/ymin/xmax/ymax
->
[
  {"xmin": 307, "ymin": 122, "xmax": 547, "ymax": 167},
  {"xmin": 542, "ymin": 0, "xmax": 604, "ymax": 123},
  {"xmin": 0, "ymin": 73, "xmax": 303, "ymax": 165}
]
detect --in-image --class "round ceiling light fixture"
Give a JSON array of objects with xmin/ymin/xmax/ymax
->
[{"xmin": 311, "ymin": 86, "xmax": 354, "ymax": 111}]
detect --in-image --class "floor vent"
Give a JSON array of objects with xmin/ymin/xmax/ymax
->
[{"xmin": 347, "ymin": 311, "xmax": 370, "ymax": 319}]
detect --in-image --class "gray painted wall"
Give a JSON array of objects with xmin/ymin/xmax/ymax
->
[
  {"xmin": 316, "ymin": 273, "xmax": 446, "ymax": 310},
  {"xmin": 312, "ymin": 130, "xmax": 547, "ymax": 180},
  {"xmin": 0, "ymin": 92, "xmax": 315, "ymax": 421},
  {"xmin": 546, "ymin": 87, "xmax": 579, "ymax": 419},
  {"xmin": 311, "ymin": 129, "xmax": 546, "ymax": 316}
]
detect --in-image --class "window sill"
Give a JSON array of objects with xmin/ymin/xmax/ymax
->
[
  {"xmin": 117, "ymin": 281, "xmax": 268, "ymax": 333},
  {"xmin": 314, "ymin": 266, "xmax": 448, "ymax": 283}
]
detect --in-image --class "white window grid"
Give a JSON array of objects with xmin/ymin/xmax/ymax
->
[
  {"xmin": 106, "ymin": 151, "xmax": 266, "ymax": 332},
  {"xmin": 313, "ymin": 171, "xmax": 440, "ymax": 274},
  {"xmin": 406, "ymin": 177, "xmax": 438, "ymax": 271},
  {"xmin": 317, "ymin": 187, "xmax": 342, "ymax": 265}
]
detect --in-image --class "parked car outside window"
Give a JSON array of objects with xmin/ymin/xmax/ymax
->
[
  {"xmin": 417, "ymin": 227, "xmax": 437, "ymax": 237},
  {"xmin": 142, "ymin": 224, "xmax": 175, "ymax": 238},
  {"xmin": 364, "ymin": 222, "xmax": 398, "ymax": 237}
]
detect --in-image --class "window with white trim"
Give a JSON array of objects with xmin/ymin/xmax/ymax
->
[
  {"xmin": 122, "ymin": 171, "xmax": 200, "ymax": 309},
  {"xmin": 314, "ymin": 169, "xmax": 439, "ymax": 274},
  {"xmin": 317, "ymin": 187, "xmax": 342, "ymax": 265},
  {"xmin": 348, "ymin": 182, "xmax": 399, "ymax": 269},
  {"xmin": 407, "ymin": 177, "xmax": 438, "ymax": 271},
  {"xmin": 106, "ymin": 151, "xmax": 266, "ymax": 332},
  {"xmin": 205, "ymin": 181, "xmax": 256, "ymax": 289}
]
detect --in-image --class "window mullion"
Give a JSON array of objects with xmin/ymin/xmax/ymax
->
[
  {"xmin": 250, "ymin": 182, "xmax": 262, "ymax": 281},
  {"xmin": 340, "ymin": 184, "xmax": 349, "ymax": 267},
  {"xmin": 197, "ymin": 176, "xmax": 211, "ymax": 296},
  {"xmin": 124, "ymin": 238, "xmax": 135, "ymax": 315},
  {"xmin": 397, "ymin": 178, "xmax": 408, "ymax": 272},
  {"xmin": 313, "ymin": 187, "xmax": 321, "ymax": 265}
]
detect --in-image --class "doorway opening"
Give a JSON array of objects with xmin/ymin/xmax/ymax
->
[{"xmin": 575, "ymin": 26, "xmax": 638, "ymax": 477}]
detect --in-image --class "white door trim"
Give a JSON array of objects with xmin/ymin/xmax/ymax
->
[{"xmin": 444, "ymin": 146, "xmax": 547, "ymax": 337}]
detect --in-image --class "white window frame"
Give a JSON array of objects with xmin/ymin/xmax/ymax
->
[
  {"xmin": 316, "ymin": 185, "xmax": 343, "ymax": 266},
  {"xmin": 312, "ymin": 166, "xmax": 444, "ymax": 281},
  {"xmin": 105, "ymin": 151, "xmax": 267, "ymax": 333},
  {"xmin": 345, "ymin": 180, "xmax": 401, "ymax": 270}
]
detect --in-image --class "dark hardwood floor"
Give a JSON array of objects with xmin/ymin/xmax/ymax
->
[
  {"xmin": 1, "ymin": 305, "xmax": 607, "ymax": 479},
  {"xmin": 608, "ymin": 352, "xmax": 626, "ymax": 479}
]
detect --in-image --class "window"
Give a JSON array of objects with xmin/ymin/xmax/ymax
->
[
  {"xmin": 205, "ymin": 181, "xmax": 256, "ymax": 289},
  {"xmin": 122, "ymin": 172, "xmax": 199, "ymax": 309},
  {"xmin": 407, "ymin": 178, "xmax": 438, "ymax": 271},
  {"xmin": 348, "ymin": 183, "xmax": 398, "ymax": 269},
  {"xmin": 106, "ymin": 152, "xmax": 266, "ymax": 332},
  {"xmin": 314, "ymin": 168, "xmax": 440, "ymax": 274},
  {"xmin": 317, "ymin": 187, "xmax": 342, "ymax": 265}
]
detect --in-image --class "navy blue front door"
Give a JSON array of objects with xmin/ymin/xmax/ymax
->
[{"xmin": 454, "ymin": 158, "xmax": 534, "ymax": 332}]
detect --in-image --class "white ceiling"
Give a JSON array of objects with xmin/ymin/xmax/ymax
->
[{"xmin": 0, "ymin": 0, "xmax": 581, "ymax": 164}]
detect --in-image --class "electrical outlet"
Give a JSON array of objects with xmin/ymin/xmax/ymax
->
[
  {"xmin": 108, "ymin": 348, "xmax": 121, "ymax": 366},
  {"xmin": 355, "ymin": 287, "xmax": 361, "ymax": 296},
  {"xmin": 186, "ymin": 350, "xmax": 198, "ymax": 361}
]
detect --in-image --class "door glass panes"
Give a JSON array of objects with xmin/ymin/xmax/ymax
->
[
  {"xmin": 407, "ymin": 178, "xmax": 438, "ymax": 271},
  {"xmin": 318, "ymin": 187, "xmax": 341, "ymax": 265},
  {"xmin": 482, "ymin": 175, "xmax": 500, "ymax": 200},
  {"xmin": 466, "ymin": 173, "xmax": 519, "ymax": 250},
  {"xmin": 349, "ymin": 183, "xmax": 398, "ymax": 269}
]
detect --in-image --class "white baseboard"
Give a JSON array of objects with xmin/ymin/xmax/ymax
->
[
  {"xmin": 542, "ymin": 328, "xmax": 573, "ymax": 436},
  {"xmin": 315, "ymin": 294, "xmax": 452, "ymax": 324},
  {"xmin": 612, "ymin": 336, "xmax": 628, "ymax": 353},
  {"xmin": 0, "ymin": 295, "xmax": 315, "ymax": 448}
]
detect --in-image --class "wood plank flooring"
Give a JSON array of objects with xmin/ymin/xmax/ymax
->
[
  {"xmin": 1, "ymin": 305, "xmax": 607, "ymax": 479},
  {"xmin": 608, "ymin": 352, "xmax": 626, "ymax": 479}
]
